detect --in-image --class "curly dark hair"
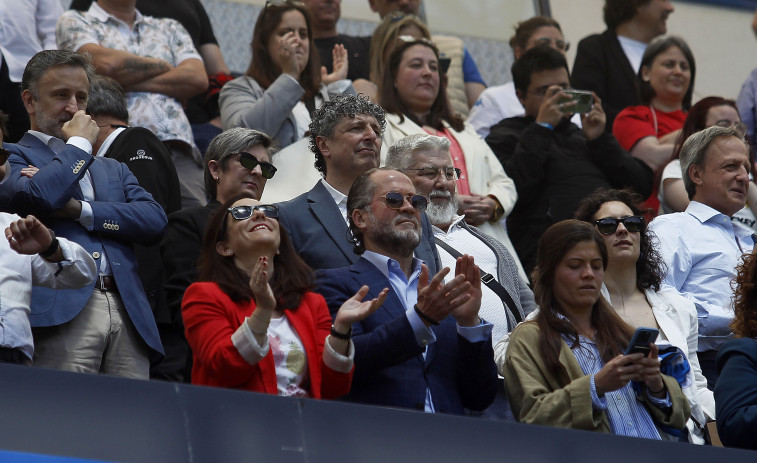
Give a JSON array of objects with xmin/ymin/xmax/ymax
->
[
  {"xmin": 732, "ymin": 248, "xmax": 757, "ymax": 338},
  {"xmin": 308, "ymin": 93, "xmax": 386, "ymax": 177},
  {"xmin": 197, "ymin": 193, "xmax": 313, "ymax": 309},
  {"xmin": 574, "ymin": 188, "xmax": 666, "ymax": 292}
]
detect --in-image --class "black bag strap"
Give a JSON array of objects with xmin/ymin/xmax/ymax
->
[{"xmin": 434, "ymin": 237, "xmax": 523, "ymax": 324}]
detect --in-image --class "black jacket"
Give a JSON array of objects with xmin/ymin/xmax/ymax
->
[{"xmin": 486, "ymin": 116, "xmax": 653, "ymax": 274}]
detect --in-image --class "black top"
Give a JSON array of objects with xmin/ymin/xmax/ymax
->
[
  {"xmin": 314, "ymin": 34, "xmax": 371, "ymax": 82},
  {"xmin": 486, "ymin": 116, "xmax": 653, "ymax": 274}
]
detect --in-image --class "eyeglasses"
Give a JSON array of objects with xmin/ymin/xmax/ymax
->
[
  {"xmin": 403, "ymin": 166, "xmax": 461, "ymax": 181},
  {"xmin": 371, "ymin": 192, "xmax": 428, "ymax": 213},
  {"xmin": 532, "ymin": 37, "xmax": 570, "ymax": 52},
  {"xmin": 97, "ymin": 124, "xmax": 129, "ymax": 129},
  {"xmin": 217, "ymin": 204, "xmax": 279, "ymax": 241},
  {"xmin": 264, "ymin": 0, "xmax": 305, "ymax": 8},
  {"xmin": 527, "ymin": 84, "xmax": 569, "ymax": 97},
  {"xmin": 234, "ymin": 152, "xmax": 277, "ymax": 179},
  {"xmin": 594, "ymin": 216, "xmax": 644, "ymax": 235}
]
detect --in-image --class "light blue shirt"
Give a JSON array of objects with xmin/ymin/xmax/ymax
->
[
  {"xmin": 649, "ymin": 201, "xmax": 754, "ymax": 351},
  {"xmin": 361, "ymin": 251, "xmax": 492, "ymax": 412}
]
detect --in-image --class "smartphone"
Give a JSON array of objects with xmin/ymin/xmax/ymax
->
[
  {"xmin": 624, "ymin": 327, "xmax": 659, "ymax": 356},
  {"xmin": 560, "ymin": 89, "xmax": 593, "ymax": 114}
]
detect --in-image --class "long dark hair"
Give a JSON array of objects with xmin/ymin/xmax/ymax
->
[
  {"xmin": 532, "ymin": 220, "xmax": 634, "ymax": 378},
  {"xmin": 672, "ymin": 96, "xmax": 739, "ymax": 161},
  {"xmin": 574, "ymin": 188, "xmax": 666, "ymax": 292},
  {"xmin": 198, "ymin": 193, "xmax": 313, "ymax": 309},
  {"xmin": 247, "ymin": 0, "xmax": 320, "ymax": 101},
  {"xmin": 379, "ymin": 38, "xmax": 464, "ymax": 132}
]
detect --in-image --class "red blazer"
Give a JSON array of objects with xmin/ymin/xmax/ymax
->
[{"xmin": 182, "ymin": 282, "xmax": 353, "ymax": 398}]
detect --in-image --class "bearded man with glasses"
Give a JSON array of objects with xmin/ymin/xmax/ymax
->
[{"xmin": 315, "ymin": 167, "xmax": 497, "ymax": 414}]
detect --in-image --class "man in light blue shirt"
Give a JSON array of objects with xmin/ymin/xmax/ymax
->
[{"xmin": 649, "ymin": 124, "xmax": 753, "ymax": 388}]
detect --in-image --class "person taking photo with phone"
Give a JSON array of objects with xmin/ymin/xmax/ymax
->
[
  {"xmin": 486, "ymin": 46, "xmax": 653, "ymax": 277},
  {"xmin": 502, "ymin": 219, "xmax": 689, "ymax": 438}
]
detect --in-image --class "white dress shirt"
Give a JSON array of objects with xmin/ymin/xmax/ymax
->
[{"xmin": 0, "ymin": 211, "xmax": 97, "ymax": 360}]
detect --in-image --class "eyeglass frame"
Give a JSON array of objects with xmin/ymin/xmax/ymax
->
[
  {"xmin": 593, "ymin": 216, "xmax": 645, "ymax": 235},
  {"xmin": 531, "ymin": 37, "xmax": 570, "ymax": 52},
  {"xmin": 403, "ymin": 166, "xmax": 461, "ymax": 181},
  {"xmin": 370, "ymin": 192, "xmax": 428, "ymax": 213},
  {"xmin": 217, "ymin": 204, "xmax": 279, "ymax": 242},
  {"xmin": 232, "ymin": 151, "xmax": 277, "ymax": 179}
]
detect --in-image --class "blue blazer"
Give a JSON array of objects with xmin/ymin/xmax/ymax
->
[
  {"xmin": 278, "ymin": 180, "xmax": 441, "ymax": 274},
  {"xmin": 315, "ymin": 258, "xmax": 497, "ymax": 414},
  {"xmin": 1, "ymin": 134, "xmax": 166, "ymax": 355}
]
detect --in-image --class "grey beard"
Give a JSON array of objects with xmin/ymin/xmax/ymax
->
[
  {"xmin": 426, "ymin": 195, "xmax": 458, "ymax": 228},
  {"xmin": 368, "ymin": 213, "xmax": 421, "ymax": 257}
]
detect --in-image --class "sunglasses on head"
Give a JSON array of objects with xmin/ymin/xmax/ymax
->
[
  {"xmin": 372, "ymin": 192, "xmax": 427, "ymax": 213},
  {"xmin": 234, "ymin": 152, "xmax": 277, "ymax": 179},
  {"xmin": 217, "ymin": 204, "xmax": 279, "ymax": 241},
  {"xmin": 594, "ymin": 216, "xmax": 644, "ymax": 235}
]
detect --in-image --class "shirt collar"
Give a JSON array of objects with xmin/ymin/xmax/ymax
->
[
  {"xmin": 685, "ymin": 200, "xmax": 749, "ymax": 238},
  {"xmin": 28, "ymin": 130, "xmax": 56, "ymax": 146},
  {"xmin": 88, "ymin": 2, "xmax": 144, "ymax": 26},
  {"xmin": 431, "ymin": 214, "xmax": 466, "ymax": 236},
  {"xmin": 96, "ymin": 127, "xmax": 127, "ymax": 157},
  {"xmin": 362, "ymin": 250, "xmax": 423, "ymax": 282}
]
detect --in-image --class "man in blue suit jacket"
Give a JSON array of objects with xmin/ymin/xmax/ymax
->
[
  {"xmin": 278, "ymin": 94, "xmax": 440, "ymax": 274},
  {"xmin": 0, "ymin": 50, "xmax": 166, "ymax": 379},
  {"xmin": 315, "ymin": 168, "xmax": 497, "ymax": 414}
]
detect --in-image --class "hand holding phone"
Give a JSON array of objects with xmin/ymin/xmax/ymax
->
[{"xmin": 624, "ymin": 327, "xmax": 659, "ymax": 356}]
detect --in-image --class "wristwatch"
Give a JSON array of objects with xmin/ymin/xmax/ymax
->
[{"xmin": 488, "ymin": 195, "xmax": 505, "ymax": 222}]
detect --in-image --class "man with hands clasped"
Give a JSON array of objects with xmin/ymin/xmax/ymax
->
[
  {"xmin": 315, "ymin": 168, "xmax": 497, "ymax": 414},
  {"xmin": 486, "ymin": 46, "xmax": 653, "ymax": 276}
]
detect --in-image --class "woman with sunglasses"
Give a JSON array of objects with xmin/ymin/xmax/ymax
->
[
  {"xmin": 612, "ymin": 36, "xmax": 696, "ymax": 214},
  {"xmin": 379, "ymin": 36, "xmax": 525, "ymax": 281},
  {"xmin": 159, "ymin": 128, "xmax": 278, "ymax": 381},
  {"xmin": 657, "ymin": 97, "xmax": 757, "ymax": 229},
  {"xmin": 502, "ymin": 219, "xmax": 689, "ymax": 438},
  {"xmin": 575, "ymin": 188, "xmax": 713, "ymax": 443},
  {"xmin": 219, "ymin": 0, "xmax": 354, "ymax": 149},
  {"xmin": 182, "ymin": 193, "xmax": 387, "ymax": 395}
]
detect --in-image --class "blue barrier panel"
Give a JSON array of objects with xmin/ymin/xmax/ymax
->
[{"xmin": 0, "ymin": 363, "xmax": 752, "ymax": 462}]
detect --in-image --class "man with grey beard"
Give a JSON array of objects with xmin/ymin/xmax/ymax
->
[
  {"xmin": 387, "ymin": 133, "xmax": 536, "ymax": 420},
  {"xmin": 315, "ymin": 167, "xmax": 498, "ymax": 415}
]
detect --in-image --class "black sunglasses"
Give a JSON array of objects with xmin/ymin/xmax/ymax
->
[
  {"xmin": 372, "ymin": 192, "xmax": 427, "ymax": 213},
  {"xmin": 594, "ymin": 216, "xmax": 644, "ymax": 235},
  {"xmin": 217, "ymin": 204, "xmax": 279, "ymax": 241},
  {"xmin": 235, "ymin": 152, "xmax": 277, "ymax": 179}
]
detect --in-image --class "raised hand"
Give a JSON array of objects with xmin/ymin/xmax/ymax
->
[
  {"xmin": 580, "ymin": 92, "xmax": 606, "ymax": 141},
  {"xmin": 61, "ymin": 110, "xmax": 99, "ymax": 146},
  {"xmin": 321, "ymin": 43, "xmax": 349, "ymax": 85},
  {"xmin": 333, "ymin": 285, "xmax": 388, "ymax": 333},
  {"xmin": 536, "ymin": 85, "xmax": 571, "ymax": 128},
  {"xmin": 277, "ymin": 31, "xmax": 302, "ymax": 79},
  {"xmin": 248, "ymin": 256, "xmax": 276, "ymax": 312},
  {"xmin": 449, "ymin": 255, "xmax": 482, "ymax": 327},
  {"xmin": 414, "ymin": 263, "xmax": 472, "ymax": 326},
  {"xmin": 5, "ymin": 215, "xmax": 55, "ymax": 256},
  {"xmin": 458, "ymin": 194, "xmax": 496, "ymax": 226}
]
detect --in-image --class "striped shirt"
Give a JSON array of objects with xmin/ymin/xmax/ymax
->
[{"xmin": 564, "ymin": 333, "xmax": 669, "ymax": 439}]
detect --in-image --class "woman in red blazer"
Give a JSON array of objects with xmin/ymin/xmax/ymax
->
[{"xmin": 182, "ymin": 194, "xmax": 387, "ymax": 397}]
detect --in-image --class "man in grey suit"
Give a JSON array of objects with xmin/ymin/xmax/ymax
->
[
  {"xmin": 386, "ymin": 133, "xmax": 536, "ymax": 420},
  {"xmin": 277, "ymin": 93, "xmax": 440, "ymax": 273}
]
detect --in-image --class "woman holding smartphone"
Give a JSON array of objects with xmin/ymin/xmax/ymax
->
[
  {"xmin": 575, "ymin": 188, "xmax": 714, "ymax": 443},
  {"xmin": 503, "ymin": 220, "xmax": 689, "ymax": 438}
]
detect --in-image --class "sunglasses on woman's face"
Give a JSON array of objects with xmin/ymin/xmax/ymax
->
[
  {"xmin": 372, "ymin": 192, "xmax": 428, "ymax": 213},
  {"xmin": 217, "ymin": 204, "xmax": 279, "ymax": 241},
  {"xmin": 594, "ymin": 216, "xmax": 644, "ymax": 235},
  {"xmin": 234, "ymin": 152, "xmax": 277, "ymax": 179}
]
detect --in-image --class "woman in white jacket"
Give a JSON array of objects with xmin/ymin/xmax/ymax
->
[
  {"xmin": 575, "ymin": 188, "xmax": 714, "ymax": 443},
  {"xmin": 378, "ymin": 36, "xmax": 525, "ymax": 281}
]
